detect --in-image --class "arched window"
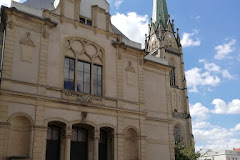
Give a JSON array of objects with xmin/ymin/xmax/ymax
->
[
  {"xmin": 64, "ymin": 38, "xmax": 104, "ymax": 96},
  {"xmin": 169, "ymin": 68, "xmax": 176, "ymax": 86},
  {"xmin": 174, "ymin": 125, "xmax": 181, "ymax": 144},
  {"xmin": 169, "ymin": 58, "xmax": 176, "ymax": 87}
]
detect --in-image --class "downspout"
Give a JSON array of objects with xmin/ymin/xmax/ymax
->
[{"xmin": 0, "ymin": 29, "xmax": 6, "ymax": 84}]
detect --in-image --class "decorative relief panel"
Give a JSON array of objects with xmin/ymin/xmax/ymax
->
[
  {"xmin": 20, "ymin": 32, "xmax": 35, "ymax": 63},
  {"xmin": 64, "ymin": 38, "xmax": 104, "ymax": 65},
  {"xmin": 125, "ymin": 61, "xmax": 136, "ymax": 86}
]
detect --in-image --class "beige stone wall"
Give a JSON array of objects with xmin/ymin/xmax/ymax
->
[{"xmin": 0, "ymin": 1, "xmax": 192, "ymax": 160}]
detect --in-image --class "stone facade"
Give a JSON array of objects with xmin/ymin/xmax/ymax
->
[{"xmin": 0, "ymin": 0, "xmax": 193, "ymax": 160}]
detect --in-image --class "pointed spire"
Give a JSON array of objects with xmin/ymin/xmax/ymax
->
[{"xmin": 152, "ymin": 0, "xmax": 169, "ymax": 28}]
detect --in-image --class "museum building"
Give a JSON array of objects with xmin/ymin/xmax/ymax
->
[{"xmin": 0, "ymin": 0, "xmax": 193, "ymax": 160}]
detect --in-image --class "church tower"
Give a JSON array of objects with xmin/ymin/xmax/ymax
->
[{"xmin": 146, "ymin": 0, "xmax": 194, "ymax": 150}]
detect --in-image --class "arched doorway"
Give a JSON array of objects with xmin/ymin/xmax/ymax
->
[
  {"xmin": 70, "ymin": 124, "xmax": 94, "ymax": 160},
  {"xmin": 46, "ymin": 121, "xmax": 66, "ymax": 160},
  {"xmin": 99, "ymin": 127, "xmax": 114, "ymax": 160}
]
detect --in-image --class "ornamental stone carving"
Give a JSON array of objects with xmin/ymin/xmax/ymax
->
[
  {"xmin": 125, "ymin": 61, "xmax": 136, "ymax": 86},
  {"xmin": 20, "ymin": 32, "xmax": 35, "ymax": 63},
  {"xmin": 65, "ymin": 38, "xmax": 104, "ymax": 65}
]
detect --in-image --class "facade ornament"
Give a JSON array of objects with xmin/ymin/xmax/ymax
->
[
  {"xmin": 41, "ymin": 26, "xmax": 49, "ymax": 39},
  {"xmin": 118, "ymin": 51, "xmax": 122, "ymax": 60},
  {"xmin": 82, "ymin": 112, "xmax": 88, "ymax": 123},
  {"xmin": 125, "ymin": 61, "xmax": 136, "ymax": 73},
  {"xmin": 20, "ymin": 32, "xmax": 35, "ymax": 47}
]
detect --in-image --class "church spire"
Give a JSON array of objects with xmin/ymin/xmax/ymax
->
[{"xmin": 152, "ymin": 0, "xmax": 169, "ymax": 28}]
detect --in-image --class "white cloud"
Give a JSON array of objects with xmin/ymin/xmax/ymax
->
[
  {"xmin": 185, "ymin": 67, "xmax": 220, "ymax": 92},
  {"xmin": 0, "ymin": 0, "xmax": 20, "ymax": 7},
  {"xmin": 222, "ymin": 70, "xmax": 234, "ymax": 79},
  {"xmin": 194, "ymin": 123, "xmax": 240, "ymax": 151},
  {"xmin": 111, "ymin": 12, "xmax": 149, "ymax": 48},
  {"xmin": 190, "ymin": 103, "xmax": 210, "ymax": 121},
  {"xmin": 199, "ymin": 59, "xmax": 221, "ymax": 73},
  {"xmin": 211, "ymin": 99, "xmax": 240, "ymax": 114},
  {"xmin": 186, "ymin": 60, "xmax": 234, "ymax": 92},
  {"xmin": 181, "ymin": 30, "xmax": 201, "ymax": 48},
  {"xmin": 114, "ymin": 0, "xmax": 123, "ymax": 9},
  {"xmin": 214, "ymin": 39, "xmax": 236, "ymax": 60}
]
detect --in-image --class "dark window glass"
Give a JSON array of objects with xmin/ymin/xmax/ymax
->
[
  {"xmin": 170, "ymin": 69, "xmax": 176, "ymax": 86},
  {"xmin": 93, "ymin": 65, "xmax": 102, "ymax": 96},
  {"xmin": 47, "ymin": 126, "xmax": 60, "ymax": 140},
  {"xmin": 87, "ymin": 20, "xmax": 92, "ymax": 26},
  {"xmin": 80, "ymin": 17, "xmax": 85, "ymax": 24},
  {"xmin": 77, "ymin": 61, "xmax": 91, "ymax": 94},
  {"xmin": 64, "ymin": 57, "xmax": 75, "ymax": 90},
  {"xmin": 71, "ymin": 127, "xmax": 88, "ymax": 142}
]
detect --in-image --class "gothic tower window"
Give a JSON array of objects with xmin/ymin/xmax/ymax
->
[
  {"xmin": 169, "ymin": 58, "xmax": 177, "ymax": 87},
  {"xmin": 170, "ymin": 68, "xmax": 176, "ymax": 86},
  {"xmin": 174, "ymin": 125, "xmax": 181, "ymax": 144}
]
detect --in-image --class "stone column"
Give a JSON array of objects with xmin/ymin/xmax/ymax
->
[
  {"xmin": 94, "ymin": 130, "xmax": 100, "ymax": 160},
  {"xmin": 65, "ymin": 128, "xmax": 72, "ymax": 160}
]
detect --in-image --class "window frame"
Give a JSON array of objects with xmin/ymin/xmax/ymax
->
[
  {"xmin": 64, "ymin": 56, "xmax": 103, "ymax": 96},
  {"xmin": 169, "ymin": 68, "xmax": 176, "ymax": 87}
]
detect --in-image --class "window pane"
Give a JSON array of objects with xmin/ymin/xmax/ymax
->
[
  {"xmin": 93, "ymin": 85, "xmax": 98, "ymax": 95},
  {"xmin": 93, "ymin": 75, "xmax": 98, "ymax": 85},
  {"xmin": 64, "ymin": 58, "xmax": 69, "ymax": 68},
  {"xmin": 69, "ymin": 70, "xmax": 74, "ymax": 80},
  {"xmin": 98, "ymin": 86, "xmax": 102, "ymax": 96},
  {"xmin": 64, "ymin": 68, "xmax": 69, "ymax": 79},
  {"xmin": 77, "ymin": 61, "xmax": 84, "ymax": 72},
  {"xmin": 52, "ymin": 127, "xmax": 59, "ymax": 140},
  {"xmin": 77, "ymin": 81, "xmax": 83, "ymax": 92},
  {"xmin": 69, "ymin": 59, "xmax": 75, "ymax": 70},
  {"xmin": 98, "ymin": 75, "xmax": 102, "ymax": 85},
  {"xmin": 71, "ymin": 128, "xmax": 78, "ymax": 141},
  {"xmin": 77, "ymin": 71, "xmax": 83, "ymax": 82},
  {"xmin": 93, "ymin": 65, "xmax": 97, "ymax": 75},
  {"xmin": 84, "ymin": 73, "xmax": 90, "ymax": 83},
  {"xmin": 84, "ymin": 83, "xmax": 90, "ymax": 94},
  {"xmin": 47, "ymin": 127, "xmax": 52, "ymax": 140},
  {"xmin": 77, "ymin": 128, "xmax": 87, "ymax": 142},
  {"xmin": 98, "ymin": 66, "xmax": 102, "ymax": 75},
  {"xmin": 84, "ymin": 63, "xmax": 90, "ymax": 73}
]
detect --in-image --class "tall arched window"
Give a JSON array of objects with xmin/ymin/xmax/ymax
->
[
  {"xmin": 169, "ymin": 58, "xmax": 176, "ymax": 87},
  {"xmin": 174, "ymin": 125, "xmax": 181, "ymax": 144}
]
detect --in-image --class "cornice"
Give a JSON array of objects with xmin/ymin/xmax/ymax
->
[{"xmin": 2, "ymin": 6, "xmax": 57, "ymax": 28}]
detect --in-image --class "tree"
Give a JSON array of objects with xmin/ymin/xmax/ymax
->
[{"xmin": 175, "ymin": 141, "xmax": 201, "ymax": 160}]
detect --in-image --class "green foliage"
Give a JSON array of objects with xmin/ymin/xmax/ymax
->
[{"xmin": 175, "ymin": 141, "xmax": 201, "ymax": 160}]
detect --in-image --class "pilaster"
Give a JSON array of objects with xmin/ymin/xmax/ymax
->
[
  {"xmin": 2, "ymin": 22, "xmax": 15, "ymax": 79},
  {"xmin": 32, "ymin": 127, "xmax": 47, "ymax": 160},
  {"xmin": 38, "ymin": 26, "xmax": 49, "ymax": 87},
  {"xmin": 116, "ymin": 50, "xmax": 123, "ymax": 102}
]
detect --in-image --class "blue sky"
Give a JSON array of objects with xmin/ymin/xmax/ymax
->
[
  {"xmin": 108, "ymin": 0, "xmax": 240, "ymax": 151},
  {"xmin": 1, "ymin": 0, "xmax": 240, "ymax": 152}
]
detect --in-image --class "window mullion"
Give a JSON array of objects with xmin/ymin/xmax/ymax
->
[
  {"xmin": 75, "ymin": 59, "xmax": 77, "ymax": 91},
  {"xmin": 91, "ymin": 62, "xmax": 93, "ymax": 94}
]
